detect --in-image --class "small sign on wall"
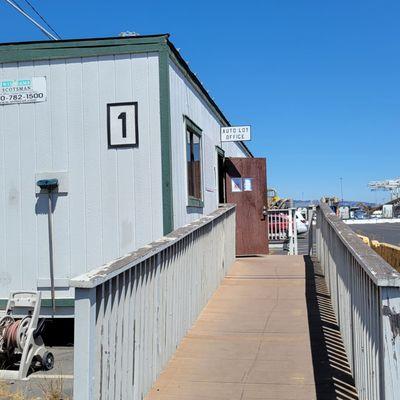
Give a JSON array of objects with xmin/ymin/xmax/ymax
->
[
  {"xmin": 221, "ymin": 126, "xmax": 251, "ymax": 142},
  {"xmin": 231, "ymin": 178, "xmax": 243, "ymax": 192},
  {"xmin": 107, "ymin": 102, "xmax": 138, "ymax": 148},
  {"xmin": 0, "ymin": 77, "xmax": 47, "ymax": 105},
  {"xmin": 243, "ymin": 178, "xmax": 253, "ymax": 191},
  {"xmin": 231, "ymin": 177, "xmax": 253, "ymax": 192}
]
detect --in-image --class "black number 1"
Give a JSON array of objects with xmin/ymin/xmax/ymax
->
[{"xmin": 118, "ymin": 112, "xmax": 127, "ymax": 138}]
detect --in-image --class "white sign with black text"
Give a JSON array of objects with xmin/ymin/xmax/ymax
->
[
  {"xmin": 221, "ymin": 125, "xmax": 251, "ymax": 142},
  {"xmin": 107, "ymin": 102, "xmax": 138, "ymax": 148},
  {"xmin": 0, "ymin": 77, "xmax": 47, "ymax": 105}
]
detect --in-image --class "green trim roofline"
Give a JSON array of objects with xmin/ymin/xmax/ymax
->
[
  {"xmin": 0, "ymin": 33, "xmax": 253, "ymax": 158},
  {"xmin": 0, "ymin": 34, "xmax": 166, "ymax": 62}
]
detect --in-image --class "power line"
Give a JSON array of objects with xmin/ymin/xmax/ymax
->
[
  {"xmin": 3, "ymin": 0, "xmax": 59, "ymax": 40},
  {"xmin": 20, "ymin": 0, "xmax": 61, "ymax": 39}
]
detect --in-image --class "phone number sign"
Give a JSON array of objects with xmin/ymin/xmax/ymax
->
[
  {"xmin": 221, "ymin": 125, "xmax": 251, "ymax": 142},
  {"xmin": 0, "ymin": 77, "xmax": 47, "ymax": 105}
]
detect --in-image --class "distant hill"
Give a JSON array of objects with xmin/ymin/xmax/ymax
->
[
  {"xmin": 293, "ymin": 200, "xmax": 377, "ymax": 208},
  {"xmin": 293, "ymin": 200, "xmax": 319, "ymax": 208}
]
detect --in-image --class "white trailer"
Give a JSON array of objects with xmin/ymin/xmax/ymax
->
[{"xmin": 0, "ymin": 34, "xmax": 252, "ymax": 317}]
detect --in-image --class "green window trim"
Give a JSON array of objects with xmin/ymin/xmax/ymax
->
[
  {"xmin": 188, "ymin": 197, "xmax": 204, "ymax": 208},
  {"xmin": 184, "ymin": 116, "xmax": 203, "ymax": 136},
  {"xmin": 185, "ymin": 116, "xmax": 203, "ymax": 207},
  {"xmin": 216, "ymin": 145, "xmax": 225, "ymax": 157}
]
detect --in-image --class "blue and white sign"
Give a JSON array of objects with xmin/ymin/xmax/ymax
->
[{"xmin": 0, "ymin": 77, "xmax": 47, "ymax": 105}]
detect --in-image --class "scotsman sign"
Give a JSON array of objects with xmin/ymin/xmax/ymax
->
[
  {"xmin": 0, "ymin": 77, "xmax": 47, "ymax": 105},
  {"xmin": 220, "ymin": 125, "xmax": 251, "ymax": 142}
]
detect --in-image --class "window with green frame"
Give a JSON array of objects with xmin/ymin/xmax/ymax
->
[{"xmin": 185, "ymin": 118, "xmax": 203, "ymax": 207}]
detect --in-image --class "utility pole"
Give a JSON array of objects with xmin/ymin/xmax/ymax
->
[{"xmin": 340, "ymin": 177, "xmax": 343, "ymax": 203}]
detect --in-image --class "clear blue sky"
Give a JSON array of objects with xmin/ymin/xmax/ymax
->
[{"xmin": 1, "ymin": 1, "xmax": 399, "ymax": 202}]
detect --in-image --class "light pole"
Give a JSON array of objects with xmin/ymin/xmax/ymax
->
[{"xmin": 340, "ymin": 177, "xmax": 343, "ymax": 203}]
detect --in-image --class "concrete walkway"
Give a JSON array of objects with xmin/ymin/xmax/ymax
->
[{"xmin": 146, "ymin": 255, "xmax": 347, "ymax": 400}]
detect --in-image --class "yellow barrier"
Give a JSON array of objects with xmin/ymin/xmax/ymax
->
[{"xmin": 358, "ymin": 234, "xmax": 400, "ymax": 273}]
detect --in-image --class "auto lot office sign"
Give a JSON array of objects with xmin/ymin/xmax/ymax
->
[{"xmin": 221, "ymin": 126, "xmax": 251, "ymax": 142}]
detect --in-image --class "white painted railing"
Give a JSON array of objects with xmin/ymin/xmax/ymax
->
[
  {"xmin": 268, "ymin": 208, "xmax": 298, "ymax": 255},
  {"xmin": 316, "ymin": 202, "xmax": 400, "ymax": 400},
  {"xmin": 71, "ymin": 204, "xmax": 236, "ymax": 400}
]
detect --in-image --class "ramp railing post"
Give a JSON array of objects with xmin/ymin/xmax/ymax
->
[
  {"xmin": 288, "ymin": 209, "xmax": 294, "ymax": 255},
  {"xmin": 292, "ymin": 208, "xmax": 298, "ymax": 255},
  {"xmin": 73, "ymin": 287, "xmax": 96, "ymax": 400},
  {"xmin": 287, "ymin": 208, "xmax": 298, "ymax": 255},
  {"xmin": 308, "ymin": 209, "xmax": 315, "ymax": 256}
]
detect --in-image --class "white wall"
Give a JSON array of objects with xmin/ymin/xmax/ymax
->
[
  {"xmin": 168, "ymin": 60, "xmax": 248, "ymax": 229},
  {"xmin": 222, "ymin": 141, "xmax": 250, "ymax": 158},
  {"xmin": 0, "ymin": 53, "xmax": 163, "ymax": 300}
]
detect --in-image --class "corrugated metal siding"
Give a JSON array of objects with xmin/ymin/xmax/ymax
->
[
  {"xmin": 0, "ymin": 53, "xmax": 163, "ymax": 300},
  {"xmin": 168, "ymin": 60, "xmax": 247, "ymax": 228}
]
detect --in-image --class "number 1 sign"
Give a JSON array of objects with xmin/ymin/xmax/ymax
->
[{"xmin": 107, "ymin": 102, "xmax": 138, "ymax": 148}]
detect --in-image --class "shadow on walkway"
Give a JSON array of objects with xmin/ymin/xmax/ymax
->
[{"xmin": 305, "ymin": 255, "xmax": 359, "ymax": 400}]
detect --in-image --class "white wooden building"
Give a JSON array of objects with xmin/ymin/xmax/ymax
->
[{"xmin": 0, "ymin": 34, "xmax": 252, "ymax": 315}]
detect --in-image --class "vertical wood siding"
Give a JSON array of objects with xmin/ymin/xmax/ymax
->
[
  {"xmin": 0, "ymin": 53, "xmax": 163, "ymax": 300},
  {"xmin": 168, "ymin": 60, "xmax": 247, "ymax": 229}
]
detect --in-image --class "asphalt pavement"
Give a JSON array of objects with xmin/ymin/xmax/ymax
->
[
  {"xmin": 349, "ymin": 223, "xmax": 400, "ymax": 246},
  {"xmin": 1, "ymin": 347, "xmax": 73, "ymax": 399}
]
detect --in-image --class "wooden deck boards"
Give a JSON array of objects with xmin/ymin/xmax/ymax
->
[{"xmin": 146, "ymin": 255, "xmax": 358, "ymax": 400}]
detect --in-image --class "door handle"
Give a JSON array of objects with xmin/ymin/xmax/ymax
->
[{"xmin": 261, "ymin": 206, "xmax": 268, "ymax": 221}]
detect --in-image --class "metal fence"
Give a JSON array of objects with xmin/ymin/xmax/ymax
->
[
  {"xmin": 268, "ymin": 208, "xmax": 298, "ymax": 255},
  {"xmin": 71, "ymin": 204, "xmax": 236, "ymax": 400},
  {"xmin": 316, "ymin": 202, "xmax": 400, "ymax": 400}
]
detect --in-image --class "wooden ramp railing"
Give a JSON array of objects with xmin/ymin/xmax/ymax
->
[
  {"xmin": 317, "ymin": 202, "xmax": 400, "ymax": 400},
  {"xmin": 70, "ymin": 204, "xmax": 236, "ymax": 400}
]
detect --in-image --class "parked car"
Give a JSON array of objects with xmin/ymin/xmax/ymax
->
[
  {"xmin": 295, "ymin": 211, "xmax": 308, "ymax": 234},
  {"xmin": 371, "ymin": 210, "xmax": 382, "ymax": 219},
  {"xmin": 269, "ymin": 212, "xmax": 308, "ymax": 235},
  {"xmin": 354, "ymin": 210, "xmax": 367, "ymax": 220},
  {"xmin": 268, "ymin": 214, "xmax": 289, "ymax": 232}
]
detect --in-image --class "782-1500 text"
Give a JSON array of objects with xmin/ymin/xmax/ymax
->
[{"xmin": 0, "ymin": 92, "xmax": 44, "ymax": 103}]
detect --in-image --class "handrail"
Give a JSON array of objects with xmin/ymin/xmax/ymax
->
[
  {"xmin": 71, "ymin": 204, "xmax": 236, "ymax": 289},
  {"xmin": 72, "ymin": 204, "xmax": 236, "ymax": 400},
  {"xmin": 317, "ymin": 202, "xmax": 400, "ymax": 400},
  {"xmin": 319, "ymin": 202, "xmax": 400, "ymax": 286}
]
